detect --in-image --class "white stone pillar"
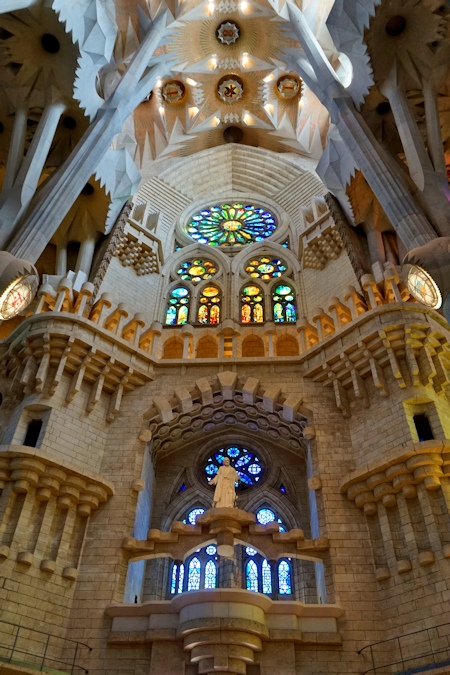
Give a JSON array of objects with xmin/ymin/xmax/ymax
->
[
  {"xmin": 55, "ymin": 245, "xmax": 67, "ymax": 276},
  {"xmin": 1, "ymin": 106, "xmax": 28, "ymax": 194},
  {"xmin": 75, "ymin": 237, "xmax": 96, "ymax": 276}
]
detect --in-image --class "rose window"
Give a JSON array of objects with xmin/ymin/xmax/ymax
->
[
  {"xmin": 204, "ymin": 445, "xmax": 263, "ymax": 488},
  {"xmin": 187, "ymin": 203, "xmax": 277, "ymax": 247}
]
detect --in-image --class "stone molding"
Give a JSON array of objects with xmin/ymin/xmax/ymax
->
[
  {"xmin": 0, "ymin": 444, "xmax": 114, "ymax": 514},
  {"xmin": 341, "ymin": 439, "xmax": 450, "ymax": 514},
  {"xmin": 122, "ymin": 506, "xmax": 329, "ymax": 563},
  {"xmin": 299, "ymin": 196, "xmax": 344, "ymax": 269},
  {"xmin": 106, "ymin": 589, "xmax": 343, "ymax": 674},
  {"xmin": 113, "ymin": 217, "xmax": 163, "ymax": 276}
]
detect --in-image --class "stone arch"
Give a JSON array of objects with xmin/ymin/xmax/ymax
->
[
  {"xmin": 162, "ymin": 337, "xmax": 183, "ymax": 359},
  {"xmin": 232, "ymin": 239, "xmax": 300, "ymax": 277},
  {"xmin": 163, "ymin": 243, "xmax": 230, "ymax": 284},
  {"xmin": 141, "ymin": 371, "xmax": 308, "ymax": 464},
  {"xmin": 242, "ymin": 335, "xmax": 265, "ymax": 357},
  {"xmin": 196, "ymin": 335, "xmax": 219, "ymax": 358},
  {"xmin": 276, "ymin": 334, "xmax": 299, "ymax": 356}
]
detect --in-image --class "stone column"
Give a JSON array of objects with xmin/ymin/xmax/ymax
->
[
  {"xmin": 1, "ymin": 106, "xmax": 28, "ymax": 194},
  {"xmin": 76, "ymin": 237, "xmax": 96, "ymax": 276}
]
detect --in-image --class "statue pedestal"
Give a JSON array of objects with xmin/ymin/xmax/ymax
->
[{"xmin": 197, "ymin": 508, "xmax": 255, "ymax": 557}]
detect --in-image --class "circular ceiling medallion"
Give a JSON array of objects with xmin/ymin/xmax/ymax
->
[
  {"xmin": 161, "ymin": 80, "xmax": 186, "ymax": 104},
  {"xmin": 276, "ymin": 75, "xmax": 301, "ymax": 99},
  {"xmin": 217, "ymin": 21, "xmax": 240, "ymax": 45},
  {"xmin": 218, "ymin": 76, "xmax": 243, "ymax": 103}
]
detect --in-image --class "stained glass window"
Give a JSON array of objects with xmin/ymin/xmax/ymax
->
[
  {"xmin": 241, "ymin": 285, "xmax": 264, "ymax": 323},
  {"xmin": 281, "ymin": 239, "xmax": 289, "ymax": 249},
  {"xmin": 186, "ymin": 507, "xmax": 205, "ymax": 524},
  {"xmin": 272, "ymin": 284, "xmax": 296, "ymax": 323},
  {"xmin": 187, "ymin": 204, "xmax": 277, "ymax": 247},
  {"xmin": 178, "ymin": 564, "xmax": 184, "ymax": 593},
  {"xmin": 278, "ymin": 560, "xmax": 292, "ymax": 595},
  {"xmin": 170, "ymin": 564, "xmax": 178, "ymax": 594},
  {"xmin": 204, "ymin": 446, "xmax": 263, "ymax": 488},
  {"xmin": 205, "ymin": 560, "xmax": 217, "ymax": 589},
  {"xmin": 256, "ymin": 507, "xmax": 286, "ymax": 532},
  {"xmin": 188, "ymin": 557, "xmax": 201, "ymax": 591},
  {"xmin": 262, "ymin": 559, "xmax": 273, "ymax": 594},
  {"xmin": 198, "ymin": 285, "xmax": 221, "ymax": 324},
  {"xmin": 177, "ymin": 259, "xmax": 218, "ymax": 284},
  {"xmin": 245, "ymin": 256, "xmax": 287, "ymax": 280},
  {"xmin": 165, "ymin": 286, "xmax": 190, "ymax": 325},
  {"xmin": 246, "ymin": 560, "xmax": 259, "ymax": 592}
]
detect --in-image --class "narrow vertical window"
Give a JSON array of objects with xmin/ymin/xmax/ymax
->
[
  {"xmin": 241, "ymin": 285, "xmax": 264, "ymax": 323},
  {"xmin": 204, "ymin": 560, "xmax": 217, "ymax": 589},
  {"xmin": 272, "ymin": 284, "xmax": 296, "ymax": 323},
  {"xmin": 278, "ymin": 560, "xmax": 292, "ymax": 595},
  {"xmin": 177, "ymin": 563, "xmax": 184, "ymax": 593},
  {"xmin": 165, "ymin": 286, "xmax": 190, "ymax": 325},
  {"xmin": 246, "ymin": 559, "xmax": 259, "ymax": 592},
  {"xmin": 262, "ymin": 559, "xmax": 272, "ymax": 594},
  {"xmin": 170, "ymin": 563, "xmax": 178, "ymax": 594},
  {"xmin": 413, "ymin": 414, "xmax": 434, "ymax": 442},
  {"xmin": 198, "ymin": 285, "xmax": 221, "ymax": 324},
  {"xmin": 188, "ymin": 557, "xmax": 201, "ymax": 591}
]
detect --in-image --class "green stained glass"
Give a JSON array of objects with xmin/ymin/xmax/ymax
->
[
  {"xmin": 187, "ymin": 203, "xmax": 277, "ymax": 247},
  {"xmin": 272, "ymin": 284, "xmax": 296, "ymax": 323},
  {"xmin": 245, "ymin": 256, "xmax": 287, "ymax": 280},
  {"xmin": 177, "ymin": 259, "xmax": 217, "ymax": 284}
]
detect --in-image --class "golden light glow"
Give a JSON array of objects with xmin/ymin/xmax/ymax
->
[
  {"xmin": 186, "ymin": 78, "xmax": 197, "ymax": 86},
  {"xmin": 263, "ymin": 73, "xmax": 275, "ymax": 83},
  {"xmin": 208, "ymin": 1, "xmax": 215, "ymax": 14}
]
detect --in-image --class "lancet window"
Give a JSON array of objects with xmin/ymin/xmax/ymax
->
[
  {"xmin": 272, "ymin": 283, "xmax": 296, "ymax": 323},
  {"xmin": 197, "ymin": 285, "xmax": 221, "ymax": 324},
  {"xmin": 241, "ymin": 284, "xmax": 264, "ymax": 323},
  {"xmin": 165, "ymin": 286, "xmax": 190, "ymax": 325}
]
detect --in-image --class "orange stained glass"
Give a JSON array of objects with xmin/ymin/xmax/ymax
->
[
  {"xmin": 241, "ymin": 304, "xmax": 251, "ymax": 323},
  {"xmin": 210, "ymin": 304, "xmax": 220, "ymax": 323},
  {"xmin": 254, "ymin": 303, "xmax": 264, "ymax": 323},
  {"xmin": 243, "ymin": 285, "xmax": 261, "ymax": 296},
  {"xmin": 202, "ymin": 286, "xmax": 220, "ymax": 297},
  {"xmin": 198, "ymin": 305, "xmax": 209, "ymax": 323}
]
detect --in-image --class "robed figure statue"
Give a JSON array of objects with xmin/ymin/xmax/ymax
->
[{"xmin": 209, "ymin": 457, "xmax": 240, "ymax": 508}]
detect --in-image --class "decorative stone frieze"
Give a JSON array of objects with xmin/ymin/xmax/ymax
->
[
  {"xmin": 114, "ymin": 217, "xmax": 163, "ymax": 275},
  {"xmin": 341, "ymin": 439, "xmax": 450, "ymax": 514},
  {"xmin": 106, "ymin": 590, "xmax": 343, "ymax": 675}
]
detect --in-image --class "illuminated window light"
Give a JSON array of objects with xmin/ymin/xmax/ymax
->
[
  {"xmin": 156, "ymin": 79, "xmax": 162, "ymax": 88},
  {"xmin": 159, "ymin": 106, "xmax": 165, "ymax": 117},
  {"xmin": 188, "ymin": 106, "xmax": 200, "ymax": 119},
  {"xmin": 263, "ymin": 73, "xmax": 275, "ymax": 83},
  {"xmin": 211, "ymin": 55, "xmax": 218, "ymax": 69},
  {"xmin": 186, "ymin": 78, "xmax": 197, "ymax": 86},
  {"xmin": 213, "ymin": 116, "xmax": 221, "ymax": 126},
  {"xmin": 240, "ymin": 0, "xmax": 248, "ymax": 10},
  {"xmin": 241, "ymin": 52, "xmax": 250, "ymax": 68},
  {"xmin": 243, "ymin": 113, "xmax": 251, "ymax": 125},
  {"xmin": 264, "ymin": 103, "xmax": 274, "ymax": 115},
  {"xmin": 208, "ymin": 1, "xmax": 215, "ymax": 14}
]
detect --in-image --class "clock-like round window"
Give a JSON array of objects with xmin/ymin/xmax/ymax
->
[{"xmin": 187, "ymin": 203, "xmax": 277, "ymax": 247}]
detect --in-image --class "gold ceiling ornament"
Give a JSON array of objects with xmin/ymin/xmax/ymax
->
[
  {"xmin": 216, "ymin": 21, "xmax": 240, "ymax": 45},
  {"xmin": 276, "ymin": 75, "xmax": 301, "ymax": 100},
  {"xmin": 162, "ymin": 80, "xmax": 186, "ymax": 104},
  {"xmin": 218, "ymin": 76, "xmax": 243, "ymax": 103}
]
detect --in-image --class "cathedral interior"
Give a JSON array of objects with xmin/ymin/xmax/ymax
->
[{"xmin": 0, "ymin": 0, "xmax": 450, "ymax": 673}]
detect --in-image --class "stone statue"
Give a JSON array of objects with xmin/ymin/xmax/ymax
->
[{"xmin": 209, "ymin": 457, "xmax": 240, "ymax": 508}]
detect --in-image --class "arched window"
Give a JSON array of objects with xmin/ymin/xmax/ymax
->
[
  {"xmin": 241, "ymin": 285, "xmax": 264, "ymax": 323},
  {"xmin": 165, "ymin": 286, "xmax": 190, "ymax": 325},
  {"xmin": 170, "ymin": 508, "xmax": 218, "ymax": 595},
  {"xmin": 246, "ymin": 559, "xmax": 259, "ymax": 592},
  {"xmin": 278, "ymin": 559, "xmax": 292, "ymax": 595},
  {"xmin": 198, "ymin": 285, "xmax": 221, "ymax": 324},
  {"xmin": 272, "ymin": 283, "xmax": 296, "ymax": 323}
]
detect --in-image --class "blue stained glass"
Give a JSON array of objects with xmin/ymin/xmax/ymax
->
[
  {"xmin": 178, "ymin": 564, "xmax": 184, "ymax": 593},
  {"xmin": 179, "ymin": 483, "xmax": 187, "ymax": 492},
  {"xmin": 170, "ymin": 564, "xmax": 178, "ymax": 594},
  {"xmin": 166, "ymin": 287, "xmax": 190, "ymax": 326},
  {"xmin": 227, "ymin": 447, "xmax": 240, "ymax": 457},
  {"xmin": 204, "ymin": 560, "xmax": 217, "ymax": 589},
  {"xmin": 246, "ymin": 560, "xmax": 259, "ymax": 592},
  {"xmin": 172, "ymin": 287, "xmax": 189, "ymax": 298},
  {"xmin": 204, "ymin": 446, "xmax": 263, "ymax": 488},
  {"xmin": 187, "ymin": 203, "xmax": 277, "ymax": 247},
  {"xmin": 246, "ymin": 547, "xmax": 257, "ymax": 556},
  {"xmin": 262, "ymin": 559, "xmax": 272, "ymax": 594},
  {"xmin": 272, "ymin": 284, "xmax": 296, "ymax": 323},
  {"xmin": 165, "ymin": 305, "xmax": 177, "ymax": 325},
  {"xmin": 188, "ymin": 508, "xmax": 205, "ymax": 524},
  {"xmin": 248, "ymin": 464, "xmax": 261, "ymax": 475},
  {"xmin": 206, "ymin": 545, "xmax": 217, "ymax": 555},
  {"xmin": 286, "ymin": 303, "xmax": 296, "ymax": 322},
  {"xmin": 256, "ymin": 508, "xmax": 276, "ymax": 525},
  {"xmin": 188, "ymin": 557, "xmax": 201, "ymax": 591},
  {"xmin": 279, "ymin": 484, "xmax": 287, "ymax": 493},
  {"xmin": 278, "ymin": 560, "xmax": 292, "ymax": 594}
]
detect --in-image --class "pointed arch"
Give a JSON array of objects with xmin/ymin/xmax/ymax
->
[
  {"xmin": 196, "ymin": 335, "xmax": 219, "ymax": 358},
  {"xmin": 242, "ymin": 335, "xmax": 265, "ymax": 357},
  {"xmin": 276, "ymin": 334, "xmax": 299, "ymax": 356},
  {"xmin": 162, "ymin": 337, "xmax": 183, "ymax": 359}
]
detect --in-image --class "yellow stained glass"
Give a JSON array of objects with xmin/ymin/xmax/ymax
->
[
  {"xmin": 242, "ymin": 304, "xmax": 251, "ymax": 323},
  {"xmin": 210, "ymin": 304, "xmax": 220, "ymax": 323},
  {"xmin": 202, "ymin": 286, "xmax": 219, "ymax": 298},
  {"xmin": 244, "ymin": 285, "xmax": 261, "ymax": 296},
  {"xmin": 198, "ymin": 305, "xmax": 208, "ymax": 323},
  {"xmin": 254, "ymin": 303, "xmax": 263, "ymax": 323}
]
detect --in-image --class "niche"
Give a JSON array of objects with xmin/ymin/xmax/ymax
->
[
  {"xmin": 413, "ymin": 414, "xmax": 434, "ymax": 442},
  {"xmin": 23, "ymin": 419, "xmax": 43, "ymax": 447}
]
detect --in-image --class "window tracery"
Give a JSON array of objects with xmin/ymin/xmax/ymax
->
[
  {"xmin": 245, "ymin": 256, "xmax": 287, "ymax": 280},
  {"xmin": 177, "ymin": 259, "xmax": 218, "ymax": 284},
  {"xmin": 272, "ymin": 283, "xmax": 296, "ymax": 323},
  {"xmin": 187, "ymin": 203, "xmax": 277, "ymax": 247},
  {"xmin": 165, "ymin": 286, "xmax": 190, "ymax": 325},
  {"xmin": 197, "ymin": 285, "xmax": 221, "ymax": 324},
  {"xmin": 204, "ymin": 445, "xmax": 263, "ymax": 487},
  {"xmin": 241, "ymin": 284, "xmax": 264, "ymax": 323}
]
